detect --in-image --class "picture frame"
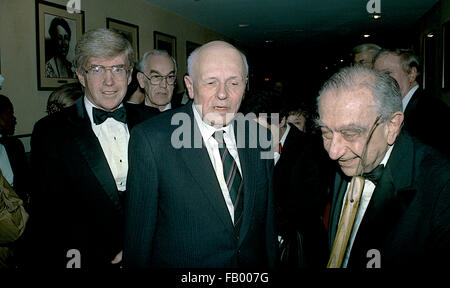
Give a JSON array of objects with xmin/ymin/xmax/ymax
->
[
  {"xmin": 154, "ymin": 31, "xmax": 177, "ymax": 61},
  {"xmin": 36, "ymin": 0, "xmax": 84, "ymax": 90},
  {"xmin": 442, "ymin": 21, "xmax": 450, "ymax": 89},
  {"xmin": 107, "ymin": 18, "xmax": 139, "ymax": 63}
]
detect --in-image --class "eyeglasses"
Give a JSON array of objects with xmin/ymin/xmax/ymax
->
[
  {"xmin": 140, "ymin": 72, "xmax": 176, "ymax": 85},
  {"xmin": 84, "ymin": 65, "xmax": 130, "ymax": 79}
]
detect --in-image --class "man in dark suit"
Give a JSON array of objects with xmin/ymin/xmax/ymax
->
[
  {"xmin": 123, "ymin": 41, "xmax": 278, "ymax": 268},
  {"xmin": 373, "ymin": 48, "xmax": 450, "ymax": 156},
  {"xmin": 316, "ymin": 65, "xmax": 449, "ymax": 268},
  {"xmin": 239, "ymin": 90, "xmax": 331, "ymax": 267},
  {"xmin": 30, "ymin": 28, "xmax": 150, "ymax": 269}
]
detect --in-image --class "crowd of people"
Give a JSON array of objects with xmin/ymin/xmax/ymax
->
[{"xmin": 0, "ymin": 28, "xmax": 448, "ymax": 269}]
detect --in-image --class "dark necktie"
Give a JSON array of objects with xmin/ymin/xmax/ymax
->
[
  {"xmin": 214, "ymin": 130, "xmax": 244, "ymax": 230},
  {"xmin": 363, "ymin": 164, "xmax": 385, "ymax": 185},
  {"xmin": 93, "ymin": 106, "xmax": 127, "ymax": 125}
]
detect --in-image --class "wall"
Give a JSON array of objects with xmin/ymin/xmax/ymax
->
[
  {"xmin": 0, "ymin": 0, "xmax": 230, "ymax": 148},
  {"xmin": 416, "ymin": 0, "xmax": 450, "ymax": 106}
]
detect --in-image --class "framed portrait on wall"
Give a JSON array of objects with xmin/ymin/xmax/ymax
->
[
  {"xmin": 154, "ymin": 31, "xmax": 177, "ymax": 61},
  {"xmin": 36, "ymin": 0, "xmax": 84, "ymax": 90},
  {"xmin": 107, "ymin": 18, "xmax": 139, "ymax": 63}
]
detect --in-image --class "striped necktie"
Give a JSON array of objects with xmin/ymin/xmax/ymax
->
[{"xmin": 214, "ymin": 130, "xmax": 244, "ymax": 230}]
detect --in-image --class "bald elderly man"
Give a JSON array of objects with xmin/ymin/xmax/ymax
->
[{"xmin": 123, "ymin": 41, "xmax": 277, "ymax": 268}]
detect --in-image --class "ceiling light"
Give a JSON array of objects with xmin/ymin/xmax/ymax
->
[
  {"xmin": 372, "ymin": 13, "xmax": 381, "ymax": 19},
  {"xmin": 427, "ymin": 33, "xmax": 434, "ymax": 38},
  {"xmin": 265, "ymin": 40, "xmax": 273, "ymax": 43},
  {"xmin": 238, "ymin": 24, "xmax": 249, "ymax": 28},
  {"xmin": 363, "ymin": 34, "xmax": 371, "ymax": 38}
]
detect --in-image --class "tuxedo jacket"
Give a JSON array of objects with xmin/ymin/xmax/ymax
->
[
  {"xmin": 328, "ymin": 131, "xmax": 450, "ymax": 268},
  {"xmin": 123, "ymin": 104, "xmax": 278, "ymax": 268},
  {"xmin": 30, "ymin": 99, "xmax": 151, "ymax": 268},
  {"xmin": 273, "ymin": 125, "xmax": 332, "ymax": 267},
  {"xmin": 403, "ymin": 88, "xmax": 450, "ymax": 157}
]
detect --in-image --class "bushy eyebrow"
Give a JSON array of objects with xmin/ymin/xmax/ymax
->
[
  {"xmin": 314, "ymin": 120, "xmax": 367, "ymax": 134},
  {"xmin": 337, "ymin": 125, "xmax": 366, "ymax": 134}
]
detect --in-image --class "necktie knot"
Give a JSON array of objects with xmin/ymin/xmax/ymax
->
[
  {"xmin": 213, "ymin": 130, "xmax": 226, "ymax": 149},
  {"xmin": 362, "ymin": 164, "xmax": 385, "ymax": 184},
  {"xmin": 93, "ymin": 106, "xmax": 127, "ymax": 125}
]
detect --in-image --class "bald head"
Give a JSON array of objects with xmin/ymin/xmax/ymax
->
[
  {"xmin": 184, "ymin": 40, "xmax": 248, "ymax": 127},
  {"xmin": 187, "ymin": 41, "xmax": 248, "ymax": 81}
]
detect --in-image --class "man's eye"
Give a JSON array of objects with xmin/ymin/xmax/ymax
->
[
  {"xmin": 91, "ymin": 67, "xmax": 103, "ymax": 73},
  {"xmin": 321, "ymin": 130, "xmax": 332, "ymax": 140},
  {"xmin": 342, "ymin": 132, "xmax": 358, "ymax": 140},
  {"xmin": 112, "ymin": 67, "xmax": 124, "ymax": 73}
]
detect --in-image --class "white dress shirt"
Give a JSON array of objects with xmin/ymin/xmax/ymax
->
[
  {"xmin": 84, "ymin": 97, "xmax": 129, "ymax": 191},
  {"xmin": 0, "ymin": 134, "xmax": 14, "ymax": 186},
  {"xmin": 341, "ymin": 145, "xmax": 394, "ymax": 268},
  {"xmin": 402, "ymin": 85, "xmax": 419, "ymax": 111},
  {"xmin": 192, "ymin": 103, "xmax": 242, "ymax": 223}
]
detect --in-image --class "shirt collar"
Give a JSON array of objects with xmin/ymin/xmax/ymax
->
[
  {"xmin": 84, "ymin": 96, "xmax": 124, "ymax": 126},
  {"xmin": 402, "ymin": 85, "xmax": 419, "ymax": 111},
  {"xmin": 380, "ymin": 144, "xmax": 394, "ymax": 167}
]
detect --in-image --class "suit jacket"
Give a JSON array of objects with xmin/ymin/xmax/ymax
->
[
  {"xmin": 123, "ymin": 104, "xmax": 278, "ymax": 268},
  {"xmin": 328, "ymin": 131, "xmax": 450, "ymax": 268},
  {"xmin": 30, "ymin": 99, "xmax": 150, "ymax": 269},
  {"xmin": 274, "ymin": 125, "xmax": 332, "ymax": 267},
  {"xmin": 403, "ymin": 88, "xmax": 450, "ymax": 157}
]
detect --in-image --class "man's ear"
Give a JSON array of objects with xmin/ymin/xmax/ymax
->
[
  {"xmin": 408, "ymin": 66, "xmax": 418, "ymax": 83},
  {"xmin": 76, "ymin": 71, "xmax": 86, "ymax": 87},
  {"xmin": 127, "ymin": 68, "xmax": 133, "ymax": 86},
  {"xmin": 184, "ymin": 75, "xmax": 194, "ymax": 100},
  {"xmin": 137, "ymin": 72, "xmax": 145, "ymax": 89},
  {"xmin": 279, "ymin": 116, "xmax": 287, "ymax": 128},
  {"xmin": 386, "ymin": 111, "xmax": 404, "ymax": 145}
]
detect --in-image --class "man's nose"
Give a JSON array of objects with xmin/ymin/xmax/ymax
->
[
  {"xmin": 327, "ymin": 134, "xmax": 345, "ymax": 160},
  {"xmin": 103, "ymin": 70, "xmax": 114, "ymax": 85},
  {"xmin": 217, "ymin": 82, "xmax": 227, "ymax": 100}
]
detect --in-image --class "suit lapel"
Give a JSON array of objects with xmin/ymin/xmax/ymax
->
[
  {"xmin": 348, "ymin": 132, "xmax": 417, "ymax": 266},
  {"xmin": 236, "ymin": 130, "xmax": 257, "ymax": 244},
  {"xmin": 70, "ymin": 100, "xmax": 122, "ymax": 212},
  {"xmin": 178, "ymin": 105, "xmax": 235, "ymax": 231}
]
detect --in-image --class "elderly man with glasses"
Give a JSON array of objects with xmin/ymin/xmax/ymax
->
[
  {"xmin": 136, "ymin": 50, "xmax": 177, "ymax": 113},
  {"xmin": 30, "ymin": 28, "xmax": 152, "ymax": 269}
]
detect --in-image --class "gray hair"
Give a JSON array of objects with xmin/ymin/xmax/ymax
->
[
  {"xmin": 74, "ymin": 28, "xmax": 134, "ymax": 73},
  {"xmin": 137, "ymin": 49, "xmax": 177, "ymax": 74},
  {"xmin": 373, "ymin": 48, "xmax": 420, "ymax": 75},
  {"xmin": 187, "ymin": 42, "xmax": 249, "ymax": 80},
  {"xmin": 352, "ymin": 43, "xmax": 381, "ymax": 56},
  {"xmin": 317, "ymin": 65, "xmax": 403, "ymax": 122}
]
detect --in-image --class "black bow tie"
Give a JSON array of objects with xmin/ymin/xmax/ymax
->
[
  {"xmin": 363, "ymin": 164, "xmax": 385, "ymax": 185},
  {"xmin": 93, "ymin": 106, "xmax": 127, "ymax": 125}
]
